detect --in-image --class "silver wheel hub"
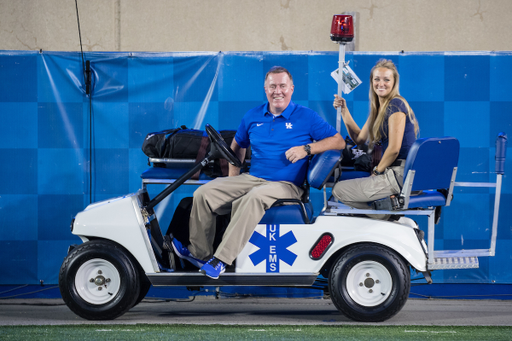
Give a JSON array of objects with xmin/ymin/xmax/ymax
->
[
  {"xmin": 346, "ymin": 261, "xmax": 392, "ymax": 307},
  {"xmin": 94, "ymin": 275, "xmax": 106, "ymax": 286},
  {"xmin": 75, "ymin": 259, "xmax": 121, "ymax": 305}
]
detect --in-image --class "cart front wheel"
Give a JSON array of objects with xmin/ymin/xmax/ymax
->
[{"xmin": 59, "ymin": 240, "xmax": 140, "ymax": 320}]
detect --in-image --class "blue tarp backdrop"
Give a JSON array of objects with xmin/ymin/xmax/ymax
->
[{"xmin": 0, "ymin": 50, "xmax": 511, "ymax": 288}]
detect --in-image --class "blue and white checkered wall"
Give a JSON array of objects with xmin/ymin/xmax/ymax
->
[{"xmin": 0, "ymin": 50, "xmax": 511, "ymax": 285}]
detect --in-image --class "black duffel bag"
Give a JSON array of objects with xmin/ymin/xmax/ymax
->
[
  {"xmin": 142, "ymin": 127, "xmax": 250, "ymax": 179},
  {"xmin": 164, "ymin": 129, "xmax": 236, "ymax": 159},
  {"xmin": 141, "ymin": 125, "xmax": 187, "ymax": 158},
  {"xmin": 165, "ymin": 129, "xmax": 250, "ymax": 178}
]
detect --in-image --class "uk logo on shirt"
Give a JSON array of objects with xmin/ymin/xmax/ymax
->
[{"xmin": 286, "ymin": 122, "xmax": 293, "ymax": 129}]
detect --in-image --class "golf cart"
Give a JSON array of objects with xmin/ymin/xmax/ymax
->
[{"xmin": 59, "ymin": 125, "xmax": 507, "ymax": 322}]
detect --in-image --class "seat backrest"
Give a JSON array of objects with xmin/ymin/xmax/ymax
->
[
  {"xmin": 403, "ymin": 137, "xmax": 460, "ymax": 191},
  {"xmin": 307, "ymin": 150, "xmax": 342, "ymax": 190}
]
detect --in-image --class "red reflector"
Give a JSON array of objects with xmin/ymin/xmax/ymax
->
[
  {"xmin": 310, "ymin": 234, "xmax": 333, "ymax": 260},
  {"xmin": 330, "ymin": 15, "xmax": 354, "ymax": 43}
]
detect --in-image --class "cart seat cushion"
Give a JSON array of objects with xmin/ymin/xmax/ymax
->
[
  {"xmin": 259, "ymin": 202, "xmax": 314, "ymax": 225},
  {"xmin": 405, "ymin": 190, "xmax": 447, "ymax": 209},
  {"xmin": 338, "ymin": 170, "xmax": 370, "ymax": 181},
  {"xmin": 141, "ymin": 167, "xmax": 213, "ymax": 181},
  {"xmin": 144, "ymin": 166, "xmax": 370, "ymax": 183}
]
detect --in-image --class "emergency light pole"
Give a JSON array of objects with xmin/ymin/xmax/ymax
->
[{"xmin": 330, "ymin": 14, "xmax": 354, "ymax": 133}]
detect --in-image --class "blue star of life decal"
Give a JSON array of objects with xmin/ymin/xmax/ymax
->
[{"xmin": 248, "ymin": 224, "xmax": 297, "ymax": 272}]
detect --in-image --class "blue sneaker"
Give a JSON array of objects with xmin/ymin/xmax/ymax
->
[
  {"xmin": 200, "ymin": 257, "xmax": 226, "ymax": 279},
  {"xmin": 171, "ymin": 238, "xmax": 206, "ymax": 268}
]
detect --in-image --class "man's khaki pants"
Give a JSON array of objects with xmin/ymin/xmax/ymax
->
[{"xmin": 187, "ymin": 173, "xmax": 303, "ymax": 265}]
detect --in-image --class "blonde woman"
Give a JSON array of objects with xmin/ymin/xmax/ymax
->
[{"xmin": 332, "ymin": 59, "xmax": 419, "ymax": 210}]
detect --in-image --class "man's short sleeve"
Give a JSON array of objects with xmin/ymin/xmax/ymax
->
[{"xmin": 234, "ymin": 116, "xmax": 250, "ymax": 148}]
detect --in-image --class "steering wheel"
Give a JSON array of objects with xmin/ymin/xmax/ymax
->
[{"xmin": 205, "ymin": 124, "xmax": 242, "ymax": 168}]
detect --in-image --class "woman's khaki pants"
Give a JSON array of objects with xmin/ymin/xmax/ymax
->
[{"xmin": 332, "ymin": 165, "xmax": 404, "ymax": 211}]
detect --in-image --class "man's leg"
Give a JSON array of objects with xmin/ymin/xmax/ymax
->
[
  {"xmin": 213, "ymin": 180, "xmax": 303, "ymax": 265},
  {"xmin": 187, "ymin": 174, "xmax": 263, "ymax": 261}
]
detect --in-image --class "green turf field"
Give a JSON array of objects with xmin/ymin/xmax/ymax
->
[{"xmin": 0, "ymin": 325, "xmax": 511, "ymax": 340}]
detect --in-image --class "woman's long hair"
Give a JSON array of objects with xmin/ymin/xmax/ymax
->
[{"xmin": 367, "ymin": 59, "xmax": 419, "ymax": 148}]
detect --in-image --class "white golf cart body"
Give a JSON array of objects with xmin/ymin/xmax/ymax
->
[
  {"xmin": 73, "ymin": 193, "xmax": 426, "ymax": 281},
  {"xmin": 62, "ymin": 130, "xmax": 507, "ymax": 322}
]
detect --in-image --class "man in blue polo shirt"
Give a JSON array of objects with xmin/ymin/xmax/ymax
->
[{"xmin": 172, "ymin": 66, "xmax": 344, "ymax": 279}]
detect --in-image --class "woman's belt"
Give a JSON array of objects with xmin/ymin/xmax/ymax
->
[{"xmin": 390, "ymin": 159, "xmax": 406, "ymax": 167}]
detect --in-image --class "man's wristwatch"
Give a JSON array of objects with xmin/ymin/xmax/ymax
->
[
  {"xmin": 304, "ymin": 144, "xmax": 311, "ymax": 156},
  {"xmin": 372, "ymin": 166, "xmax": 384, "ymax": 175}
]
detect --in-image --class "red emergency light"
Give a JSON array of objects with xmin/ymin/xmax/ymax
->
[
  {"xmin": 310, "ymin": 233, "xmax": 334, "ymax": 260},
  {"xmin": 330, "ymin": 14, "xmax": 354, "ymax": 43}
]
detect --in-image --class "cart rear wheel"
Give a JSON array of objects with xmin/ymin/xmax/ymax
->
[
  {"xmin": 59, "ymin": 240, "xmax": 140, "ymax": 320},
  {"xmin": 329, "ymin": 243, "xmax": 410, "ymax": 322}
]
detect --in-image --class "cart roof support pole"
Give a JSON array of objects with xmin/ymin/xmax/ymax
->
[{"xmin": 336, "ymin": 43, "xmax": 346, "ymax": 133}]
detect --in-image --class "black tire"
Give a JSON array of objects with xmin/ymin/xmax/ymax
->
[
  {"xmin": 129, "ymin": 250, "xmax": 152, "ymax": 308},
  {"xmin": 328, "ymin": 243, "xmax": 410, "ymax": 322},
  {"xmin": 133, "ymin": 274, "xmax": 151, "ymax": 307},
  {"xmin": 59, "ymin": 240, "xmax": 141, "ymax": 320}
]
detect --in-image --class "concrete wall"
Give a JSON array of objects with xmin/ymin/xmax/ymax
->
[{"xmin": 1, "ymin": 0, "xmax": 511, "ymax": 53}]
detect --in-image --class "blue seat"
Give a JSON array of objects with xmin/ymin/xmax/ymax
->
[
  {"xmin": 399, "ymin": 137, "xmax": 460, "ymax": 210},
  {"xmin": 338, "ymin": 169, "xmax": 370, "ymax": 181},
  {"xmin": 260, "ymin": 150, "xmax": 342, "ymax": 224},
  {"xmin": 142, "ymin": 166, "xmax": 214, "ymax": 181}
]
